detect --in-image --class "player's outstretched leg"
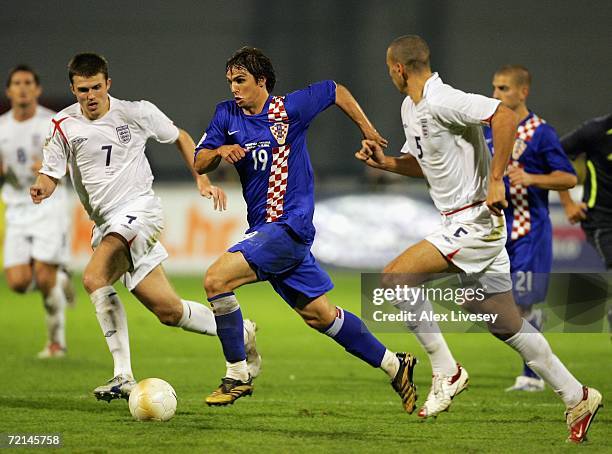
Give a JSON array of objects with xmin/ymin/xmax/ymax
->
[
  {"xmin": 296, "ymin": 296, "xmax": 418, "ymax": 414},
  {"xmin": 83, "ymin": 234, "xmax": 136, "ymax": 401},
  {"xmin": 205, "ymin": 292, "xmax": 253, "ymax": 406},
  {"xmin": 470, "ymin": 291, "xmax": 603, "ymax": 443},
  {"xmin": 202, "ymin": 252, "xmax": 262, "ymax": 406},
  {"xmin": 131, "ymin": 263, "xmax": 263, "ymax": 383},
  {"xmin": 505, "ymin": 318, "xmax": 603, "ymax": 443},
  {"xmin": 90, "ymin": 286, "xmax": 135, "ymax": 401},
  {"xmin": 506, "ymin": 305, "xmax": 545, "ymax": 392},
  {"xmin": 394, "ymin": 296, "xmax": 468, "ymax": 418}
]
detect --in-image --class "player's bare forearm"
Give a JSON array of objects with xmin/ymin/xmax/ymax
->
[
  {"xmin": 558, "ymin": 189, "xmax": 587, "ymax": 223},
  {"xmin": 558, "ymin": 190, "xmax": 574, "ymax": 207},
  {"xmin": 529, "ymin": 171, "xmax": 577, "ymax": 190},
  {"xmin": 355, "ymin": 140, "xmax": 424, "ymax": 178},
  {"xmin": 378, "ymin": 155, "xmax": 424, "ymax": 178},
  {"xmin": 490, "ymin": 104, "xmax": 520, "ymax": 180},
  {"xmin": 175, "ymin": 129, "xmax": 201, "ymax": 181},
  {"xmin": 30, "ymin": 173, "xmax": 58, "ymax": 204},
  {"xmin": 335, "ymin": 83, "xmax": 388, "ymax": 147},
  {"xmin": 194, "ymin": 148, "xmax": 222, "ymax": 174}
]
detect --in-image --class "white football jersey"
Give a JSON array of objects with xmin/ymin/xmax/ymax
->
[
  {"xmin": 400, "ymin": 73, "xmax": 500, "ymax": 213},
  {"xmin": 40, "ymin": 96, "xmax": 179, "ymax": 226},
  {"xmin": 0, "ymin": 106, "xmax": 58, "ymax": 205}
]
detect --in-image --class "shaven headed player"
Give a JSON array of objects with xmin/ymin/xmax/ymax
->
[
  {"xmin": 0, "ymin": 65, "xmax": 75, "ymax": 358},
  {"xmin": 194, "ymin": 47, "xmax": 417, "ymax": 412},
  {"xmin": 355, "ymin": 35, "xmax": 602, "ymax": 443},
  {"xmin": 30, "ymin": 53, "xmax": 261, "ymax": 402},
  {"xmin": 484, "ymin": 65, "xmax": 577, "ymax": 392}
]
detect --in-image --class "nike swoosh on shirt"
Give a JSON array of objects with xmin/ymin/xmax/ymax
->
[{"xmin": 228, "ymin": 130, "xmax": 240, "ymax": 135}]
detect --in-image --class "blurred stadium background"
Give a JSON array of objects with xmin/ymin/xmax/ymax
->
[{"xmin": 1, "ymin": 0, "xmax": 610, "ymax": 272}]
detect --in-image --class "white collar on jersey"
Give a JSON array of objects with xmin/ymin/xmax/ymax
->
[{"xmin": 422, "ymin": 72, "xmax": 441, "ymax": 98}]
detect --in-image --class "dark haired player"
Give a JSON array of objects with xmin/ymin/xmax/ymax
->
[{"xmin": 195, "ymin": 46, "xmax": 418, "ymax": 411}]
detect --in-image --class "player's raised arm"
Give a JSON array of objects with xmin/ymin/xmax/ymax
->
[
  {"xmin": 487, "ymin": 104, "xmax": 520, "ymax": 215},
  {"xmin": 175, "ymin": 128, "xmax": 227, "ymax": 211},
  {"xmin": 334, "ymin": 83, "xmax": 388, "ymax": 148}
]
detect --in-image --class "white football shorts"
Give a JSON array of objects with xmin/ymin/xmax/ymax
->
[
  {"xmin": 425, "ymin": 202, "xmax": 512, "ymax": 294},
  {"xmin": 3, "ymin": 189, "xmax": 70, "ymax": 268},
  {"xmin": 91, "ymin": 196, "xmax": 168, "ymax": 291}
]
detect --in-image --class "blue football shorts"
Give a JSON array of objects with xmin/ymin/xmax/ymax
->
[{"xmin": 228, "ymin": 222, "xmax": 333, "ymax": 307}]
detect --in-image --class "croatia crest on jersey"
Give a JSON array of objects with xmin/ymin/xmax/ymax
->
[
  {"xmin": 116, "ymin": 125, "xmax": 131, "ymax": 144},
  {"xmin": 268, "ymin": 96, "xmax": 289, "ymax": 145},
  {"xmin": 270, "ymin": 122, "xmax": 289, "ymax": 145}
]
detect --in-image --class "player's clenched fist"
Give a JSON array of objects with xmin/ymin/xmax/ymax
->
[
  {"xmin": 355, "ymin": 139, "xmax": 387, "ymax": 169},
  {"xmin": 217, "ymin": 144, "xmax": 246, "ymax": 164},
  {"xmin": 30, "ymin": 174, "xmax": 58, "ymax": 204},
  {"xmin": 507, "ymin": 166, "xmax": 533, "ymax": 187}
]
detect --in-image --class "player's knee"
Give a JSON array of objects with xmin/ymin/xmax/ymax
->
[
  {"xmin": 82, "ymin": 272, "xmax": 108, "ymax": 295},
  {"xmin": 33, "ymin": 269, "xmax": 55, "ymax": 294},
  {"xmin": 7, "ymin": 277, "xmax": 30, "ymax": 294},
  {"xmin": 204, "ymin": 272, "xmax": 231, "ymax": 297},
  {"xmin": 298, "ymin": 305, "xmax": 336, "ymax": 331},
  {"xmin": 380, "ymin": 270, "xmax": 401, "ymax": 290}
]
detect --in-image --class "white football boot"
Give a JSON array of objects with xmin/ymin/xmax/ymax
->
[
  {"xmin": 566, "ymin": 386, "xmax": 603, "ymax": 443},
  {"xmin": 93, "ymin": 374, "xmax": 136, "ymax": 401},
  {"xmin": 37, "ymin": 342, "xmax": 66, "ymax": 359},
  {"xmin": 418, "ymin": 363, "xmax": 469, "ymax": 418}
]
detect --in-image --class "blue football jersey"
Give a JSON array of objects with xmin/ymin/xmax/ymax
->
[
  {"xmin": 484, "ymin": 112, "xmax": 575, "ymax": 244},
  {"xmin": 196, "ymin": 80, "xmax": 336, "ymax": 244}
]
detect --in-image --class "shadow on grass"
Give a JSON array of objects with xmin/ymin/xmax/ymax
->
[{"xmin": 0, "ymin": 396, "xmax": 127, "ymax": 414}]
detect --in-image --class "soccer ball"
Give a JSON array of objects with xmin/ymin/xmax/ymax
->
[{"xmin": 128, "ymin": 378, "xmax": 177, "ymax": 421}]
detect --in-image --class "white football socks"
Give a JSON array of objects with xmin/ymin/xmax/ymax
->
[
  {"xmin": 225, "ymin": 360, "xmax": 249, "ymax": 382},
  {"xmin": 397, "ymin": 298, "xmax": 457, "ymax": 376},
  {"xmin": 43, "ymin": 281, "xmax": 67, "ymax": 348},
  {"xmin": 505, "ymin": 319, "xmax": 583, "ymax": 407},
  {"xmin": 90, "ymin": 286, "xmax": 133, "ymax": 378},
  {"xmin": 177, "ymin": 300, "xmax": 217, "ymax": 335},
  {"xmin": 380, "ymin": 349, "xmax": 400, "ymax": 379}
]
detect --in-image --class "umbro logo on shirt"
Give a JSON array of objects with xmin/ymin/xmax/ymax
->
[{"xmin": 71, "ymin": 137, "xmax": 88, "ymax": 146}]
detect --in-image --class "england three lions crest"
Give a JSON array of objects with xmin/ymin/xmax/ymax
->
[
  {"xmin": 270, "ymin": 122, "xmax": 289, "ymax": 145},
  {"xmin": 116, "ymin": 125, "xmax": 131, "ymax": 144}
]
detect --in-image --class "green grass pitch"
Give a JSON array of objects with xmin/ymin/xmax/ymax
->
[{"xmin": 0, "ymin": 272, "xmax": 609, "ymax": 452}]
